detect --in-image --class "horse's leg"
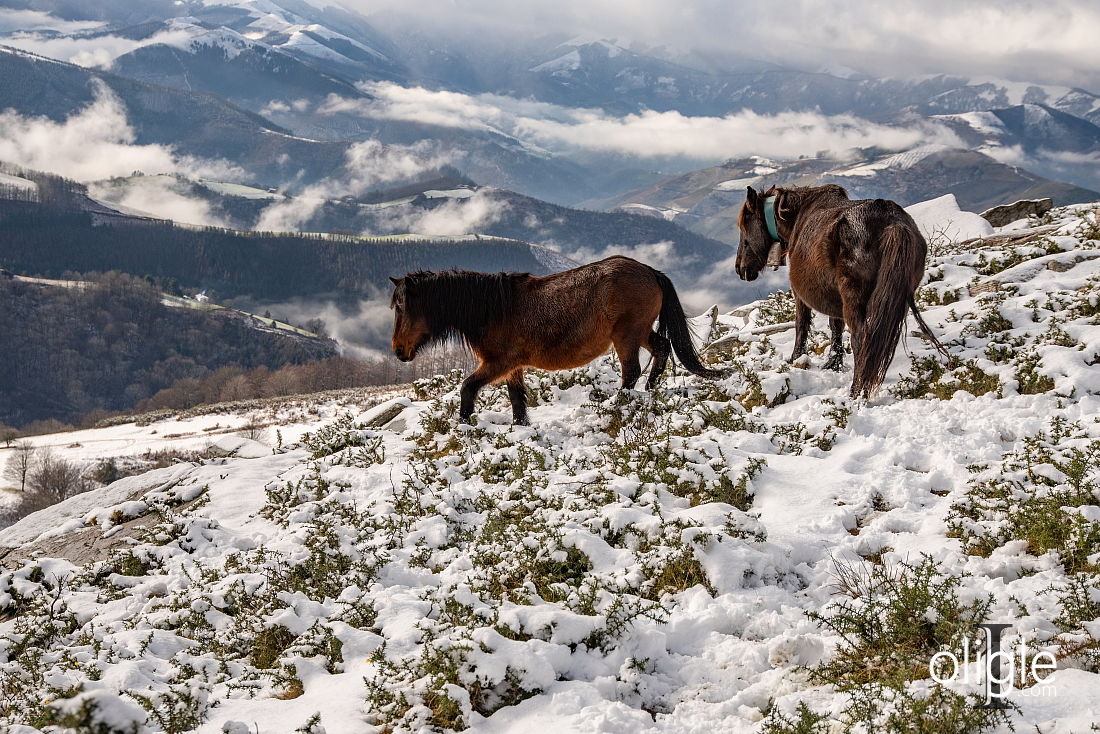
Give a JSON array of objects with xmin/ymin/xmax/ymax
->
[
  {"xmin": 840, "ymin": 280, "xmax": 869, "ymax": 397},
  {"xmin": 789, "ymin": 298, "xmax": 812, "ymax": 363},
  {"xmin": 824, "ymin": 317, "xmax": 845, "ymax": 371},
  {"xmin": 645, "ymin": 331, "xmax": 672, "ymax": 390},
  {"xmin": 459, "ymin": 362, "xmax": 508, "ymax": 423},
  {"xmin": 613, "ymin": 337, "xmax": 644, "ymax": 390},
  {"xmin": 506, "ymin": 368, "xmax": 529, "ymax": 426}
]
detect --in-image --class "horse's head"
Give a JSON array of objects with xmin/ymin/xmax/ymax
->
[
  {"xmin": 735, "ymin": 186, "xmax": 779, "ymax": 282},
  {"xmin": 389, "ymin": 275, "xmax": 430, "ymax": 362}
]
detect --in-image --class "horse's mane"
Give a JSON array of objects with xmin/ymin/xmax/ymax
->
[
  {"xmin": 401, "ymin": 269, "xmax": 527, "ymax": 347},
  {"xmin": 765, "ymin": 183, "xmax": 849, "ymax": 212}
]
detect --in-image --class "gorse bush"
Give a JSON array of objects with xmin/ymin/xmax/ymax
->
[
  {"xmin": 948, "ymin": 418, "xmax": 1100, "ymax": 573},
  {"xmin": 7, "ymin": 205, "xmax": 1100, "ymax": 732},
  {"xmin": 809, "ymin": 555, "xmax": 992, "ymax": 690}
]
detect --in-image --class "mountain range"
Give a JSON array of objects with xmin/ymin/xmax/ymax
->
[
  {"xmin": 1, "ymin": 0, "xmax": 1099, "ymax": 305},
  {"xmin": 592, "ymin": 146, "xmax": 1100, "ymax": 245},
  {"xmin": 4, "ymin": 0, "xmax": 1100, "ymax": 208}
]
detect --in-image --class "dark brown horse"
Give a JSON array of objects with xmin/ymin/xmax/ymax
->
[
  {"xmin": 735, "ymin": 184, "xmax": 948, "ymax": 397},
  {"xmin": 390, "ymin": 256, "xmax": 721, "ymax": 424}
]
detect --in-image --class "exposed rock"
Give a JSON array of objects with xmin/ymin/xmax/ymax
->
[
  {"xmin": 0, "ymin": 465, "xmax": 197, "ymax": 569},
  {"xmin": 956, "ymin": 223, "xmax": 1061, "ymax": 250},
  {"xmin": 980, "ymin": 198, "xmax": 1053, "ymax": 227},
  {"xmin": 967, "ymin": 250, "xmax": 1100, "ymax": 295},
  {"xmin": 362, "ymin": 397, "xmax": 412, "ymax": 429}
]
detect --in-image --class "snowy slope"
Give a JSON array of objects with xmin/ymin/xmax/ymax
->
[
  {"xmin": 2, "ymin": 203, "xmax": 1100, "ymax": 732},
  {"xmin": 904, "ymin": 193, "xmax": 994, "ymax": 243}
]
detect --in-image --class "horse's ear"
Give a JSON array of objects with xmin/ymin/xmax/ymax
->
[
  {"xmin": 746, "ymin": 186, "xmax": 758, "ymax": 203},
  {"xmin": 389, "ymin": 276, "xmax": 401, "ymax": 286},
  {"xmin": 776, "ymin": 191, "xmax": 792, "ymax": 223}
]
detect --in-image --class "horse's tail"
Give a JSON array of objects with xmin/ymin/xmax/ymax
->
[
  {"xmin": 650, "ymin": 268, "xmax": 724, "ymax": 380},
  {"xmin": 854, "ymin": 224, "xmax": 924, "ymax": 397},
  {"xmin": 908, "ymin": 295, "xmax": 954, "ymax": 365}
]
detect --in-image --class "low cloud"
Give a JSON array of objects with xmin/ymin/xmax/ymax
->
[
  {"xmin": 352, "ymin": 0, "xmax": 1100, "ymax": 90},
  {"xmin": 555, "ymin": 240, "xmax": 780, "ymax": 312},
  {"xmin": 256, "ymin": 139, "xmax": 455, "ymax": 231},
  {"xmin": 372, "ymin": 191, "xmax": 508, "ymax": 236},
  {"xmin": 1034, "ymin": 149, "xmax": 1100, "ymax": 166},
  {"xmin": 87, "ymin": 177, "xmax": 229, "ymax": 228},
  {"xmin": 0, "ymin": 82, "xmax": 243, "ymax": 183},
  {"xmin": 0, "ymin": 9, "xmax": 102, "ymax": 35},
  {"xmin": 0, "ymin": 27, "xmax": 195, "ymax": 69},
  {"xmin": 247, "ymin": 295, "xmax": 396, "ymax": 360},
  {"xmin": 327, "ymin": 83, "xmax": 959, "ymax": 162}
]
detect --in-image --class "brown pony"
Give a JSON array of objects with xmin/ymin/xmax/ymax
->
[
  {"xmin": 735, "ymin": 184, "xmax": 948, "ymax": 397},
  {"xmin": 390, "ymin": 256, "xmax": 722, "ymax": 424}
]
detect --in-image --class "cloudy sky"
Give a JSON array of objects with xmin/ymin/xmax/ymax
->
[{"xmin": 351, "ymin": 0, "xmax": 1100, "ymax": 89}]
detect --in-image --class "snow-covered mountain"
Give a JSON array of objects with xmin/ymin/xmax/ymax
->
[
  {"xmin": 935, "ymin": 104, "xmax": 1100, "ymax": 192},
  {"xmin": 5, "ymin": 2, "xmax": 1100, "ymax": 206},
  {"xmin": 3, "ymin": 201, "xmax": 1100, "ymax": 732},
  {"xmin": 595, "ymin": 148, "xmax": 1100, "ymax": 245}
]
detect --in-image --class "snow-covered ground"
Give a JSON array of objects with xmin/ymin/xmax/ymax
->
[{"xmin": 2, "ymin": 203, "xmax": 1100, "ymax": 733}]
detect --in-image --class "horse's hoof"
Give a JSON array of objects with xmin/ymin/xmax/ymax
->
[
  {"xmin": 458, "ymin": 413, "xmax": 476, "ymax": 426},
  {"xmin": 789, "ymin": 354, "xmax": 811, "ymax": 369}
]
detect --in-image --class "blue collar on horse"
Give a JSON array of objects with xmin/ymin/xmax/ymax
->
[{"xmin": 763, "ymin": 195, "xmax": 788, "ymax": 269}]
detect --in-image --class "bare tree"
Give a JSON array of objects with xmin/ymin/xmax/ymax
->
[
  {"xmin": 239, "ymin": 416, "xmax": 268, "ymax": 443},
  {"xmin": 0, "ymin": 425, "xmax": 18, "ymax": 448},
  {"xmin": 219, "ymin": 374, "xmax": 254, "ymax": 403},
  {"xmin": 28, "ymin": 449, "xmax": 90, "ymax": 504},
  {"xmin": 3, "ymin": 440, "xmax": 35, "ymax": 493}
]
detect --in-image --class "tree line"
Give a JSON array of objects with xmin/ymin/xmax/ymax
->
[
  {"xmin": 133, "ymin": 349, "xmax": 475, "ymax": 414},
  {"xmin": 0, "ymin": 182, "xmax": 555, "ymax": 303},
  {"xmin": 0, "ymin": 272, "xmax": 337, "ymax": 429}
]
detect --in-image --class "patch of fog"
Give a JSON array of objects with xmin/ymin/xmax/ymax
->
[{"xmin": 255, "ymin": 140, "xmax": 456, "ymax": 232}]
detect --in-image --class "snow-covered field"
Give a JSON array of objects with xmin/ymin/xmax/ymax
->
[{"xmin": 2, "ymin": 204, "xmax": 1100, "ymax": 733}]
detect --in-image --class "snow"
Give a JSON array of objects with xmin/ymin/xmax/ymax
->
[
  {"xmin": 905, "ymin": 193, "xmax": 994, "ymax": 242},
  {"xmin": 201, "ymin": 181, "xmax": 283, "ymax": 200},
  {"xmin": 963, "ymin": 78, "xmax": 1073, "ymax": 107},
  {"xmin": 618, "ymin": 203, "xmax": 684, "ymax": 221},
  {"xmin": 531, "ymin": 50, "xmax": 582, "ymax": 74},
  {"xmin": 156, "ymin": 21, "xmax": 254, "ymax": 60},
  {"xmin": 0, "ymin": 171, "xmax": 37, "ymax": 193},
  {"xmin": 291, "ymin": 23, "xmax": 389, "ymax": 61},
  {"xmin": 714, "ymin": 176, "xmax": 761, "ymax": 191},
  {"xmin": 282, "ymin": 29, "xmax": 358, "ymax": 65},
  {"xmin": 422, "ymin": 188, "xmax": 477, "ymax": 200},
  {"xmin": 937, "ymin": 110, "xmax": 1008, "ymax": 136},
  {"xmin": 3, "ymin": 203, "xmax": 1100, "ymax": 732},
  {"xmin": 834, "ymin": 144, "xmax": 948, "ymax": 177}
]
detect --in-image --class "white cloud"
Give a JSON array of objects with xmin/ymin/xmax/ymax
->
[
  {"xmin": 1035, "ymin": 149, "xmax": 1100, "ymax": 166},
  {"xmin": 351, "ymin": 0, "xmax": 1100, "ymax": 89},
  {"xmin": 251, "ymin": 294, "xmax": 396, "ymax": 360},
  {"xmin": 0, "ymin": 9, "xmax": 102, "ymax": 34},
  {"xmin": 0, "ymin": 27, "xmax": 196, "ymax": 69},
  {"xmin": 0, "ymin": 83, "xmax": 244, "ymax": 182},
  {"xmin": 256, "ymin": 139, "xmax": 455, "ymax": 231},
  {"xmin": 0, "ymin": 82, "xmax": 244, "ymax": 221},
  {"xmin": 372, "ymin": 191, "xmax": 507, "ymax": 236},
  {"xmin": 0, "ymin": 85, "xmax": 176, "ymax": 180},
  {"xmin": 325, "ymin": 83, "xmax": 959, "ymax": 161},
  {"xmin": 87, "ymin": 176, "xmax": 230, "ymax": 228}
]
